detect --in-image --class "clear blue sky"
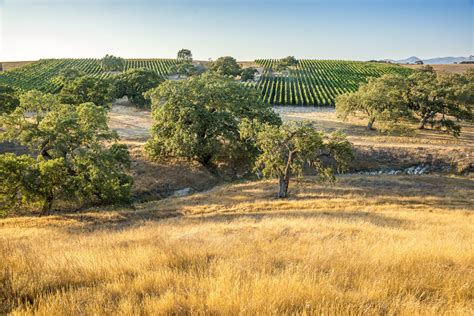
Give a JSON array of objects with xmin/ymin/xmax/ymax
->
[{"xmin": 0, "ymin": 0, "xmax": 472, "ymax": 61}]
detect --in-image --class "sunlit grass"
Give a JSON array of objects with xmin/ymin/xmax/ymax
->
[{"xmin": 1, "ymin": 175, "xmax": 473, "ymax": 314}]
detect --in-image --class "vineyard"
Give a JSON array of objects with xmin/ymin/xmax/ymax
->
[
  {"xmin": 0, "ymin": 58, "xmax": 412, "ymax": 105},
  {"xmin": 251, "ymin": 59, "xmax": 412, "ymax": 105},
  {"xmin": 0, "ymin": 58, "xmax": 177, "ymax": 93}
]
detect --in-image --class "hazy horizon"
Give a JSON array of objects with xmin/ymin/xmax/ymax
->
[{"xmin": 0, "ymin": 0, "xmax": 472, "ymax": 62}]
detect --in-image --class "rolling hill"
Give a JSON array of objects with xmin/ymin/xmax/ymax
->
[{"xmin": 0, "ymin": 58, "xmax": 412, "ymax": 106}]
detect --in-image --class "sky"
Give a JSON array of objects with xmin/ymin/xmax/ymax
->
[{"xmin": 0, "ymin": 0, "xmax": 472, "ymax": 61}]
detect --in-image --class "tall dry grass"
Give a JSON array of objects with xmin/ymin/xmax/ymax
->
[{"xmin": 1, "ymin": 175, "xmax": 473, "ymax": 315}]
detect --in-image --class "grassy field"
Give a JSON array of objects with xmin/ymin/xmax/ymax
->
[
  {"xmin": 1, "ymin": 175, "xmax": 473, "ymax": 314},
  {"xmin": 1, "ymin": 87, "xmax": 473, "ymax": 315}
]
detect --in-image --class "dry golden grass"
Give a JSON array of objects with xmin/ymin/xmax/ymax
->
[
  {"xmin": 0, "ymin": 61, "xmax": 33, "ymax": 72},
  {"xmin": 402, "ymin": 63, "xmax": 474, "ymax": 74},
  {"xmin": 1, "ymin": 175, "xmax": 473, "ymax": 315},
  {"xmin": 275, "ymin": 107, "xmax": 474, "ymax": 149}
]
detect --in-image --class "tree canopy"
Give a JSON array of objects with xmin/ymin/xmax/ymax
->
[
  {"xmin": 59, "ymin": 75, "xmax": 114, "ymax": 107},
  {"xmin": 209, "ymin": 56, "xmax": 242, "ymax": 77},
  {"xmin": 169, "ymin": 62, "xmax": 199, "ymax": 79},
  {"xmin": 100, "ymin": 54, "xmax": 125, "ymax": 72},
  {"xmin": 177, "ymin": 49, "xmax": 193, "ymax": 63},
  {"xmin": 336, "ymin": 68, "xmax": 474, "ymax": 136},
  {"xmin": 0, "ymin": 91, "xmax": 132, "ymax": 215},
  {"xmin": 274, "ymin": 56, "xmax": 298, "ymax": 71},
  {"xmin": 113, "ymin": 68, "xmax": 163, "ymax": 108},
  {"xmin": 145, "ymin": 73, "xmax": 281, "ymax": 168},
  {"xmin": 336, "ymin": 74, "xmax": 408, "ymax": 130},
  {"xmin": 57, "ymin": 68, "xmax": 85, "ymax": 85},
  {"xmin": 247, "ymin": 122, "xmax": 353, "ymax": 198},
  {"xmin": 0, "ymin": 85, "xmax": 19, "ymax": 115},
  {"xmin": 240, "ymin": 67, "xmax": 258, "ymax": 82},
  {"xmin": 403, "ymin": 68, "xmax": 473, "ymax": 136}
]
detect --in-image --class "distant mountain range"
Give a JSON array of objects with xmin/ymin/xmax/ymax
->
[{"xmin": 381, "ymin": 55, "xmax": 474, "ymax": 64}]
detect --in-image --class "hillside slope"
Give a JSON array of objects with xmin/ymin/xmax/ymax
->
[
  {"xmin": 1, "ymin": 175, "xmax": 473, "ymax": 314},
  {"xmin": 0, "ymin": 58, "xmax": 411, "ymax": 106}
]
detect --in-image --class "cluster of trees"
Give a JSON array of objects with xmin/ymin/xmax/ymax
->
[
  {"xmin": 56, "ymin": 66, "xmax": 163, "ymax": 108},
  {"xmin": 100, "ymin": 54, "xmax": 125, "ymax": 72},
  {"xmin": 145, "ymin": 73, "xmax": 353, "ymax": 198},
  {"xmin": 169, "ymin": 49, "xmax": 201, "ymax": 78},
  {"xmin": 273, "ymin": 56, "xmax": 298, "ymax": 72},
  {"xmin": 1, "ymin": 50, "xmax": 355, "ymax": 215},
  {"xmin": 0, "ymin": 91, "xmax": 132, "ymax": 215},
  {"xmin": 208, "ymin": 56, "xmax": 258, "ymax": 81},
  {"xmin": 336, "ymin": 67, "xmax": 474, "ymax": 136}
]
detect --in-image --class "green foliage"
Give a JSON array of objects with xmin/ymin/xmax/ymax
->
[
  {"xmin": 0, "ymin": 59, "xmax": 177, "ymax": 93},
  {"xmin": 209, "ymin": 56, "xmax": 242, "ymax": 77},
  {"xmin": 336, "ymin": 68, "xmax": 473, "ymax": 136},
  {"xmin": 254, "ymin": 59, "xmax": 412, "ymax": 106},
  {"xmin": 113, "ymin": 68, "xmax": 163, "ymax": 108},
  {"xmin": 240, "ymin": 67, "xmax": 258, "ymax": 82},
  {"xmin": 57, "ymin": 68, "xmax": 85, "ymax": 85},
  {"xmin": 59, "ymin": 75, "xmax": 114, "ymax": 107},
  {"xmin": 0, "ymin": 58, "xmax": 410, "ymax": 106},
  {"xmin": 0, "ymin": 85, "xmax": 20, "ymax": 114},
  {"xmin": 336, "ymin": 74, "xmax": 408, "ymax": 130},
  {"xmin": 100, "ymin": 54, "xmax": 125, "ymax": 72},
  {"xmin": 274, "ymin": 56, "xmax": 298, "ymax": 71},
  {"xmin": 404, "ymin": 69, "xmax": 473, "ymax": 136},
  {"xmin": 0, "ymin": 91, "xmax": 132, "ymax": 214},
  {"xmin": 252, "ymin": 122, "xmax": 353, "ymax": 198},
  {"xmin": 145, "ymin": 73, "xmax": 281, "ymax": 168},
  {"xmin": 177, "ymin": 49, "xmax": 193, "ymax": 63},
  {"xmin": 169, "ymin": 62, "xmax": 199, "ymax": 78}
]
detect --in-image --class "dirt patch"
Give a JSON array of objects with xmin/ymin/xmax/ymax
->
[{"xmin": 108, "ymin": 105, "xmax": 152, "ymax": 140}]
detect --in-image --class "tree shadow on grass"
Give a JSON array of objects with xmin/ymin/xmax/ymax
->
[{"xmin": 185, "ymin": 209, "xmax": 409, "ymax": 229}]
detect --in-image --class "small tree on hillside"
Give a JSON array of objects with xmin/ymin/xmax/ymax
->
[
  {"xmin": 0, "ymin": 91, "xmax": 132, "ymax": 215},
  {"xmin": 113, "ymin": 68, "xmax": 163, "ymax": 108},
  {"xmin": 209, "ymin": 56, "xmax": 242, "ymax": 77},
  {"xmin": 145, "ymin": 73, "xmax": 281, "ymax": 168},
  {"xmin": 59, "ymin": 76, "xmax": 114, "ymax": 107},
  {"xmin": 177, "ymin": 49, "xmax": 193, "ymax": 63},
  {"xmin": 100, "ymin": 54, "xmax": 125, "ymax": 72},
  {"xmin": 0, "ymin": 85, "xmax": 19, "ymax": 114},
  {"xmin": 336, "ymin": 74, "xmax": 408, "ymax": 130},
  {"xmin": 246, "ymin": 122, "xmax": 353, "ymax": 198}
]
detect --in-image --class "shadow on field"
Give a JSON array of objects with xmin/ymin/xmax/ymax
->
[
  {"xmin": 187, "ymin": 210, "xmax": 408, "ymax": 229},
  {"xmin": 3, "ymin": 175, "xmax": 471, "ymax": 234}
]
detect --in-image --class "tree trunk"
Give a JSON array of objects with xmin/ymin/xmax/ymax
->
[
  {"xmin": 278, "ymin": 176, "xmax": 290, "ymax": 198},
  {"xmin": 39, "ymin": 195, "xmax": 53, "ymax": 217},
  {"xmin": 418, "ymin": 117, "xmax": 428, "ymax": 129},
  {"xmin": 367, "ymin": 118, "xmax": 375, "ymax": 130}
]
